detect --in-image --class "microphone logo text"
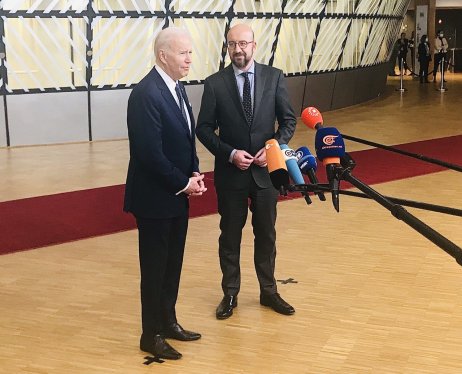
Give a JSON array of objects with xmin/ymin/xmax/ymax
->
[
  {"xmin": 323, "ymin": 135, "xmax": 339, "ymax": 146},
  {"xmin": 283, "ymin": 149, "xmax": 296, "ymax": 158},
  {"xmin": 308, "ymin": 107, "xmax": 320, "ymax": 117}
]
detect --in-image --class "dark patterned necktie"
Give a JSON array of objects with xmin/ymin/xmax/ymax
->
[
  {"xmin": 241, "ymin": 72, "xmax": 253, "ymax": 124},
  {"xmin": 175, "ymin": 82, "xmax": 188, "ymax": 124}
]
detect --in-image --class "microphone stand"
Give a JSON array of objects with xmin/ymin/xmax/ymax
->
[
  {"xmin": 336, "ymin": 189, "xmax": 462, "ymax": 217},
  {"xmin": 334, "ymin": 165, "xmax": 462, "ymax": 266},
  {"xmin": 396, "ymin": 57, "xmax": 407, "ymax": 92},
  {"xmin": 305, "ymin": 169, "xmax": 326, "ymax": 201},
  {"xmin": 436, "ymin": 56, "xmax": 447, "ymax": 92},
  {"xmin": 285, "ymin": 172, "xmax": 462, "ymax": 265},
  {"xmin": 303, "ymin": 193, "xmax": 313, "ymax": 205},
  {"xmin": 289, "ymin": 184, "xmax": 462, "ymax": 217},
  {"xmin": 326, "ymin": 164, "xmax": 341, "ymax": 212},
  {"xmin": 340, "ymin": 134, "xmax": 462, "ymax": 172}
]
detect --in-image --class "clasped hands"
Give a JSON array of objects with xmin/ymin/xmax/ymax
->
[
  {"xmin": 185, "ymin": 172, "xmax": 207, "ymax": 196},
  {"xmin": 232, "ymin": 147, "xmax": 267, "ymax": 170}
]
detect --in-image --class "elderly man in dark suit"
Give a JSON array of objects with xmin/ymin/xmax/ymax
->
[
  {"xmin": 124, "ymin": 27, "xmax": 206, "ymax": 360},
  {"xmin": 196, "ymin": 23, "xmax": 296, "ymax": 320}
]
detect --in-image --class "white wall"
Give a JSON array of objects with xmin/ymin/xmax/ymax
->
[
  {"xmin": 90, "ymin": 90, "xmax": 130, "ymax": 141},
  {"xmin": 437, "ymin": 0, "xmax": 462, "ymax": 7},
  {"xmin": 7, "ymin": 92, "xmax": 89, "ymax": 147}
]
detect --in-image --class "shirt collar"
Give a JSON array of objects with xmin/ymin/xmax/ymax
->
[
  {"xmin": 232, "ymin": 61, "xmax": 255, "ymax": 77},
  {"xmin": 155, "ymin": 65, "xmax": 178, "ymax": 91}
]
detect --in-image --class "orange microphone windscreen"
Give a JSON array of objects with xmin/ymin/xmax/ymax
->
[
  {"xmin": 265, "ymin": 139, "xmax": 287, "ymax": 173},
  {"xmin": 301, "ymin": 107, "xmax": 323, "ymax": 130}
]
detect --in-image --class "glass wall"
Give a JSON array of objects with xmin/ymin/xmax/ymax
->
[
  {"xmin": 1, "ymin": 0, "xmax": 410, "ymax": 91},
  {"xmin": 0, "ymin": 0, "xmax": 411, "ymax": 146}
]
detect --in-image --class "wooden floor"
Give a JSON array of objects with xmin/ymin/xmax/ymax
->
[{"xmin": 1, "ymin": 73, "xmax": 462, "ymax": 373}]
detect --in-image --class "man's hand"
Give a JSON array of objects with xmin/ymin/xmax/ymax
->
[
  {"xmin": 253, "ymin": 147, "xmax": 267, "ymax": 168},
  {"xmin": 232, "ymin": 150, "xmax": 254, "ymax": 170},
  {"xmin": 185, "ymin": 173, "xmax": 207, "ymax": 196}
]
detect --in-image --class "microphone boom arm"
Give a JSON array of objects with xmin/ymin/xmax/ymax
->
[
  {"xmin": 289, "ymin": 184, "xmax": 462, "ymax": 217},
  {"xmin": 341, "ymin": 170, "xmax": 462, "ymax": 266},
  {"xmin": 336, "ymin": 190, "xmax": 462, "ymax": 217},
  {"xmin": 341, "ymin": 134, "xmax": 462, "ymax": 173},
  {"xmin": 286, "ymin": 178, "xmax": 462, "ymax": 264}
]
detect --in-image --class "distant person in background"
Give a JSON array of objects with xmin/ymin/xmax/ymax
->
[
  {"xmin": 433, "ymin": 30, "xmax": 448, "ymax": 83},
  {"xmin": 397, "ymin": 32, "xmax": 410, "ymax": 75},
  {"xmin": 409, "ymin": 31, "xmax": 415, "ymax": 73},
  {"xmin": 389, "ymin": 39, "xmax": 400, "ymax": 76},
  {"xmin": 418, "ymin": 34, "xmax": 431, "ymax": 83}
]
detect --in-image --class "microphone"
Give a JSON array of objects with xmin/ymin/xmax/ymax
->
[
  {"xmin": 315, "ymin": 127, "xmax": 346, "ymax": 162},
  {"xmin": 280, "ymin": 144, "xmax": 312, "ymax": 205},
  {"xmin": 314, "ymin": 127, "xmax": 346, "ymax": 212},
  {"xmin": 301, "ymin": 106, "xmax": 323, "ymax": 130},
  {"xmin": 265, "ymin": 139, "xmax": 289, "ymax": 192},
  {"xmin": 296, "ymin": 146, "xmax": 326, "ymax": 201}
]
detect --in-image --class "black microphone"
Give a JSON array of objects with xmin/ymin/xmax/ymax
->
[
  {"xmin": 314, "ymin": 127, "xmax": 346, "ymax": 212},
  {"xmin": 296, "ymin": 146, "xmax": 326, "ymax": 201}
]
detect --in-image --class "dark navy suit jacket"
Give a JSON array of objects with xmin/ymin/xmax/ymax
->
[{"xmin": 124, "ymin": 67, "xmax": 199, "ymax": 219}]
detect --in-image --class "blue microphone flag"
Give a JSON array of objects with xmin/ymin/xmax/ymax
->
[
  {"xmin": 296, "ymin": 146, "xmax": 317, "ymax": 173},
  {"xmin": 314, "ymin": 127, "xmax": 345, "ymax": 161}
]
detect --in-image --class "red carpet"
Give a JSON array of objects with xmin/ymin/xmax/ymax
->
[{"xmin": 1, "ymin": 135, "xmax": 461, "ymax": 255}]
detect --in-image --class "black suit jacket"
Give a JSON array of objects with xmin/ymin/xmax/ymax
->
[
  {"xmin": 124, "ymin": 67, "xmax": 199, "ymax": 219},
  {"xmin": 418, "ymin": 42, "xmax": 431, "ymax": 62},
  {"xmin": 196, "ymin": 63, "xmax": 296, "ymax": 190}
]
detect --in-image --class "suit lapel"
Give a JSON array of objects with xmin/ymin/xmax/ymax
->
[
  {"xmin": 253, "ymin": 62, "xmax": 265, "ymax": 123},
  {"xmin": 222, "ymin": 63, "xmax": 265, "ymax": 126},
  {"xmin": 222, "ymin": 65, "xmax": 248, "ymax": 125},
  {"xmin": 151, "ymin": 68, "xmax": 192, "ymax": 139}
]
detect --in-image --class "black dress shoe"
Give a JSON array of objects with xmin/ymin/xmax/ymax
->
[
  {"xmin": 163, "ymin": 323, "xmax": 201, "ymax": 341},
  {"xmin": 216, "ymin": 295, "xmax": 237, "ymax": 320},
  {"xmin": 140, "ymin": 334, "xmax": 182, "ymax": 360},
  {"xmin": 260, "ymin": 293, "xmax": 295, "ymax": 315}
]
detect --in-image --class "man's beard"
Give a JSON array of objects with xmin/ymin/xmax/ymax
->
[{"xmin": 231, "ymin": 52, "xmax": 250, "ymax": 68}]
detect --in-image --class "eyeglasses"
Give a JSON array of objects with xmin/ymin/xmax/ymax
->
[{"xmin": 227, "ymin": 40, "xmax": 253, "ymax": 49}]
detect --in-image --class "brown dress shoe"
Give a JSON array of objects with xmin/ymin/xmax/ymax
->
[
  {"xmin": 260, "ymin": 293, "xmax": 295, "ymax": 315},
  {"xmin": 140, "ymin": 334, "xmax": 182, "ymax": 360},
  {"xmin": 216, "ymin": 295, "xmax": 237, "ymax": 320}
]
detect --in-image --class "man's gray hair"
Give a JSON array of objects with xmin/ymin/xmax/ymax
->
[{"xmin": 154, "ymin": 27, "xmax": 191, "ymax": 57}]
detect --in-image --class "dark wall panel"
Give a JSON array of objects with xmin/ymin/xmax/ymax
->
[
  {"xmin": 353, "ymin": 63, "xmax": 386, "ymax": 105},
  {"xmin": 297, "ymin": 62, "xmax": 388, "ymax": 113},
  {"xmin": 186, "ymin": 63, "xmax": 389, "ymax": 127},
  {"xmin": 285, "ymin": 75, "xmax": 306, "ymax": 116},
  {"xmin": 331, "ymin": 69, "xmax": 358, "ymax": 110},
  {"xmin": 302, "ymin": 72, "xmax": 336, "ymax": 113}
]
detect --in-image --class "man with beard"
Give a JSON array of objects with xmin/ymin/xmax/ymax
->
[{"xmin": 196, "ymin": 23, "xmax": 296, "ymax": 320}]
